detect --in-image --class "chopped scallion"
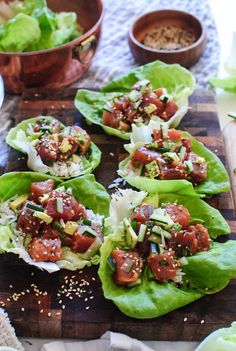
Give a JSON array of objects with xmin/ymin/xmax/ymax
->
[{"xmin": 56, "ymin": 198, "xmax": 63, "ymax": 213}]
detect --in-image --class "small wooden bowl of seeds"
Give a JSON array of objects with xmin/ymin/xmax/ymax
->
[{"xmin": 129, "ymin": 9, "xmax": 206, "ymax": 68}]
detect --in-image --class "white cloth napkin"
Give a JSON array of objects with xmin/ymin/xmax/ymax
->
[{"xmin": 41, "ymin": 331, "xmax": 155, "ymax": 351}]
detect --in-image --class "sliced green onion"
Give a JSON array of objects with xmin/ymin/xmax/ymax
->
[
  {"xmin": 178, "ymin": 146, "xmax": 186, "ymax": 161},
  {"xmin": 128, "ymin": 90, "xmax": 142, "ymax": 102},
  {"xmin": 228, "ymin": 112, "xmax": 236, "ymax": 120},
  {"xmin": 53, "ymin": 221, "xmax": 63, "ymax": 231},
  {"xmin": 84, "ymin": 226, "xmax": 97, "ymax": 237},
  {"xmin": 107, "ymin": 256, "xmax": 115, "ymax": 271},
  {"xmin": 147, "ymin": 144, "xmax": 169, "ymax": 153},
  {"xmin": 39, "ymin": 126, "xmax": 52, "ymax": 132},
  {"xmin": 160, "ymin": 94, "xmax": 169, "ymax": 104},
  {"xmin": 82, "ymin": 219, "xmax": 92, "ymax": 226},
  {"xmin": 160, "ymin": 123, "xmax": 168, "ymax": 138},
  {"xmin": 152, "ymin": 226, "xmax": 171, "ymax": 239},
  {"xmin": 163, "ymin": 140, "xmax": 176, "ymax": 150},
  {"xmin": 172, "ymin": 223, "xmax": 182, "ymax": 231},
  {"xmin": 79, "ymin": 237, "xmax": 102, "ymax": 260},
  {"xmin": 56, "ymin": 198, "xmax": 63, "ymax": 213},
  {"xmin": 26, "ymin": 203, "xmax": 44, "ymax": 212},
  {"xmin": 184, "ymin": 160, "xmax": 193, "ymax": 172},
  {"xmin": 138, "ymin": 224, "xmax": 147, "ymax": 242},
  {"xmin": 134, "ymin": 100, "xmax": 141, "ymax": 109},
  {"xmin": 131, "ymin": 220, "xmax": 138, "ymax": 232},
  {"xmin": 163, "ymin": 152, "xmax": 180, "ymax": 162}
]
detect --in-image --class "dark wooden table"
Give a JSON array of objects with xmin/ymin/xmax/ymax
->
[{"xmin": 0, "ymin": 88, "xmax": 235, "ymax": 340}]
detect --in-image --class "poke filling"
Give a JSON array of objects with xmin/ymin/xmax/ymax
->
[
  {"xmin": 125, "ymin": 127, "xmax": 208, "ymax": 185},
  {"xmin": 108, "ymin": 202, "xmax": 211, "ymax": 286},
  {"xmin": 27, "ymin": 117, "xmax": 92, "ymax": 177},
  {"xmin": 0, "ymin": 179, "xmax": 103, "ymax": 263},
  {"xmin": 102, "ymin": 80, "xmax": 178, "ymax": 132}
]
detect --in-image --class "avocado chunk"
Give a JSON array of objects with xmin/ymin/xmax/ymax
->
[
  {"xmin": 144, "ymin": 103, "xmax": 157, "ymax": 115},
  {"xmin": 33, "ymin": 211, "xmax": 53, "ymax": 224},
  {"xmin": 10, "ymin": 194, "xmax": 28, "ymax": 211},
  {"xmin": 123, "ymin": 217, "xmax": 138, "ymax": 249},
  {"xmin": 0, "ymin": 13, "xmax": 41, "ymax": 52},
  {"xmin": 64, "ymin": 221, "xmax": 78, "ymax": 235},
  {"xmin": 59, "ymin": 138, "xmax": 72, "ymax": 153}
]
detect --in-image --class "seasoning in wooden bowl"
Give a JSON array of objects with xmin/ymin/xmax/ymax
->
[
  {"xmin": 129, "ymin": 10, "xmax": 207, "ymax": 67},
  {"xmin": 142, "ymin": 26, "xmax": 196, "ymax": 51}
]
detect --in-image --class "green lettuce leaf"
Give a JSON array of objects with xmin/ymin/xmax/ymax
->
[
  {"xmin": 75, "ymin": 61, "xmax": 195, "ymax": 140},
  {"xmin": 195, "ymin": 322, "xmax": 236, "ymax": 351},
  {"xmin": 183, "ymin": 241, "xmax": 236, "ymax": 293},
  {"xmin": 6, "ymin": 116, "xmax": 101, "ymax": 179},
  {"xmin": 209, "ymin": 76, "xmax": 236, "ymax": 94},
  {"xmin": 0, "ymin": 172, "xmax": 110, "ymax": 272},
  {"xmin": 0, "ymin": 13, "xmax": 41, "ymax": 52},
  {"xmin": 98, "ymin": 189, "xmax": 233, "ymax": 319},
  {"xmin": 119, "ymin": 130, "xmax": 230, "ymax": 196},
  {"xmin": 0, "ymin": 0, "xmax": 82, "ymax": 52}
]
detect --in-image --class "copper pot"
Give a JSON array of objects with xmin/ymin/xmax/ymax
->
[{"xmin": 0, "ymin": 0, "xmax": 103, "ymax": 93}]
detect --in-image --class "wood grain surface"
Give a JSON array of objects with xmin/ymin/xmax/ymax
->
[{"xmin": 1, "ymin": 88, "xmax": 236, "ymax": 341}]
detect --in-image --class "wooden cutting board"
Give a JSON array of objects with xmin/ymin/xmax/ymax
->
[{"xmin": 1, "ymin": 88, "xmax": 236, "ymax": 341}]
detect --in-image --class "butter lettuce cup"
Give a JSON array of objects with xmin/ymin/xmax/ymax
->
[
  {"xmin": 118, "ymin": 121, "xmax": 230, "ymax": 196},
  {"xmin": 98, "ymin": 188, "xmax": 236, "ymax": 319},
  {"xmin": 0, "ymin": 172, "xmax": 109, "ymax": 273},
  {"xmin": 75, "ymin": 60, "xmax": 195, "ymax": 140},
  {"xmin": 6, "ymin": 116, "xmax": 101, "ymax": 179}
]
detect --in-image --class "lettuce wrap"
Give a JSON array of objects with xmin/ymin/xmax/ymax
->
[
  {"xmin": 6, "ymin": 116, "xmax": 101, "ymax": 179},
  {"xmin": 118, "ymin": 122, "xmax": 230, "ymax": 196},
  {"xmin": 195, "ymin": 322, "xmax": 236, "ymax": 351},
  {"xmin": 75, "ymin": 61, "xmax": 196, "ymax": 140},
  {"xmin": 0, "ymin": 172, "xmax": 109, "ymax": 273},
  {"xmin": 98, "ymin": 189, "xmax": 236, "ymax": 319}
]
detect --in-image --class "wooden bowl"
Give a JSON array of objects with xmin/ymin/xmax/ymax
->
[{"xmin": 129, "ymin": 9, "xmax": 207, "ymax": 68}]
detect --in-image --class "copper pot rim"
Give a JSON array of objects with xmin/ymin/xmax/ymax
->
[
  {"xmin": 129, "ymin": 9, "xmax": 206, "ymax": 55},
  {"xmin": 0, "ymin": 0, "xmax": 104, "ymax": 57}
]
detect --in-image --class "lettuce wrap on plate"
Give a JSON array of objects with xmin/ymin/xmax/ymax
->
[
  {"xmin": 0, "ymin": 172, "xmax": 109, "ymax": 273},
  {"xmin": 75, "ymin": 60, "xmax": 195, "ymax": 140},
  {"xmin": 98, "ymin": 188, "xmax": 236, "ymax": 319},
  {"xmin": 6, "ymin": 116, "xmax": 101, "ymax": 179},
  {"xmin": 118, "ymin": 121, "xmax": 230, "ymax": 196}
]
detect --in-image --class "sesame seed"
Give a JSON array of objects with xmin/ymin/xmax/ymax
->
[
  {"xmin": 184, "ymin": 317, "xmax": 188, "ymax": 322},
  {"xmin": 200, "ymin": 320, "xmax": 205, "ymax": 324},
  {"xmin": 21, "ymin": 307, "xmax": 25, "ymax": 312},
  {"xmin": 48, "ymin": 312, "xmax": 52, "ymax": 317},
  {"xmin": 85, "ymin": 306, "xmax": 90, "ymax": 310},
  {"xmin": 62, "ymin": 305, "xmax": 65, "ymax": 310},
  {"xmin": 40, "ymin": 309, "xmax": 44, "ymax": 313}
]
